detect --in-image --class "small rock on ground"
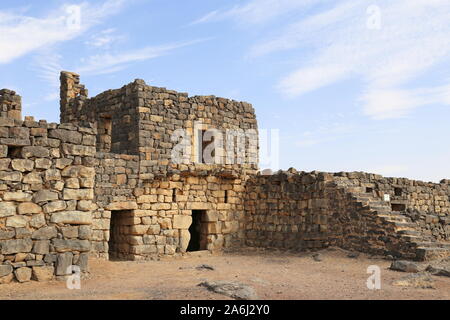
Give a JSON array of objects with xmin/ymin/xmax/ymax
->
[
  {"xmin": 347, "ymin": 252, "xmax": 360, "ymax": 259},
  {"xmin": 392, "ymin": 272, "xmax": 435, "ymax": 289},
  {"xmin": 196, "ymin": 264, "xmax": 215, "ymax": 271},
  {"xmin": 312, "ymin": 253, "xmax": 322, "ymax": 262},
  {"xmin": 390, "ymin": 260, "xmax": 424, "ymax": 273},
  {"xmin": 198, "ymin": 280, "xmax": 258, "ymax": 300}
]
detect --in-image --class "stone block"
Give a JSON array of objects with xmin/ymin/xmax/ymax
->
[
  {"xmin": 173, "ymin": 215, "xmax": 192, "ymax": 229},
  {"xmin": 51, "ymin": 211, "xmax": 92, "ymax": 225}
]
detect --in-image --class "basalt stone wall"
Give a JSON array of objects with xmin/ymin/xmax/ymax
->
[
  {"xmin": 333, "ymin": 172, "xmax": 450, "ymax": 242},
  {"xmin": 90, "ymin": 172, "xmax": 246, "ymax": 261},
  {"xmin": 135, "ymin": 83, "xmax": 258, "ymax": 179},
  {"xmin": 244, "ymin": 170, "xmax": 450, "ymax": 258},
  {"xmin": 60, "ymin": 72, "xmax": 140, "ymax": 155},
  {"xmin": 244, "ymin": 171, "xmax": 334, "ymax": 250},
  {"xmin": 0, "ymin": 119, "xmax": 96, "ymax": 284},
  {"xmin": 59, "ymin": 72, "xmax": 259, "ymax": 260},
  {"xmin": 91, "ymin": 152, "xmax": 139, "ymax": 258},
  {"xmin": 0, "ymin": 89, "xmax": 22, "ymax": 120}
]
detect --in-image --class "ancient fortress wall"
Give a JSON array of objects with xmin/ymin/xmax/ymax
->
[
  {"xmin": 0, "ymin": 71, "xmax": 448, "ymax": 285},
  {"xmin": 0, "ymin": 115, "xmax": 96, "ymax": 283},
  {"xmin": 245, "ymin": 170, "xmax": 450, "ymax": 261},
  {"xmin": 59, "ymin": 72, "xmax": 258, "ymax": 262}
]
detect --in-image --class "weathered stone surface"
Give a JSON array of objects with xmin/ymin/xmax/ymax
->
[
  {"xmin": 21, "ymin": 146, "xmax": 49, "ymax": 158},
  {"xmin": 52, "ymin": 239, "xmax": 90, "ymax": 252},
  {"xmin": 44, "ymin": 169, "xmax": 61, "ymax": 181},
  {"xmin": 0, "ymin": 229, "xmax": 15, "ymax": 240},
  {"xmin": 33, "ymin": 190, "xmax": 59, "ymax": 203},
  {"xmin": 32, "ymin": 266, "xmax": 54, "ymax": 281},
  {"xmin": 43, "ymin": 200, "xmax": 67, "ymax": 213},
  {"xmin": 23, "ymin": 171, "xmax": 43, "ymax": 184},
  {"xmin": 29, "ymin": 214, "xmax": 46, "ymax": 228},
  {"xmin": 63, "ymin": 189, "xmax": 94, "ymax": 200},
  {"xmin": 0, "ymin": 265, "xmax": 13, "ymax": 277},
  {"xmin": 3, "ymin": 191, "xmax": 32, "ymax": 202},
  {"xmin": 49, "ymin": 129, "xmax": 82, "ymax": 144},
  {"xmin": 51, "ymin": 211, "xmax": 92, "ymax": 225},
  {"xmin": 14, "ymin": 267, "xmax": 32, "ymax": 282},
  {"xmin": 56, "ymin": 252, "xmax": 73, "ymax": 276},
  {"xmin": 0, "ymin": 171, "xmax": 22, "ymax": 181},
  {"xmin": 6, "ymin": 216, "xmax": 27, "ymax": 228},
  {"xmin": 11, "ymin": 159, "xmax": 34, "ymax": 172},
  {"xmin": 31, "ymin": 226, "xmax": 57, "ymax": 240},
  {"xmin": 173, "ymin": 215, "xmax": 192, "ymax": 229},
  {"xmin": 0, "ymin": 202, "xmax": 16, "ymax": 217},
  {"xmin": 105, "ymin": 201, "xmax": 138, "ymax": 210},
  {"xmin": 32, "ymin": 240, "xmax": 50, "ymax": 254},
  {"xmin": 18, "ymin": 202, "xmax": 42, "ymax": 214},
  {"xmin": 0, "ymin": 239, "xmax": 33, "ymax": 254},
  {"xmin": 390, "ymin": 260, "xmax": 424, "ymax": 273},
  {"xmin": 0, "ymin": 273, "xmax": 14, "ymax": 284},
  {"xmin": 199, "ymin": 281, "xmax": 258, "ymax": 300},
  {"xmin": 392, "ymin": 272, "xmax": 434, "ymax": 289}
]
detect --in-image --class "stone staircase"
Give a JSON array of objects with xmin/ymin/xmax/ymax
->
[{"xmin": 350, "ymin": 192, "xmax": 450, "ymax": 261}]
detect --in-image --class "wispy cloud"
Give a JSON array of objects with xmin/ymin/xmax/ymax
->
[
  {"xmin": 76, "ymin": 38, "xmax": 210, "ymax": 75},
  {"xmin": 85, "ymin": 28, "xmax": 125, "ymax": 48},
  {"xmin": 295, "ymin": 121, "xmax": 355, "ymax": 147},
  {"xmin": 0, "ymin": 0, "xmax": 127, "ymax": 64},
  {"xmin": 244, "ymin": 0, "xmax": 450, "ymax": 119},
  {"xmin": 191, "ymin": 0, "xmax": 328, "ymax": 26}
]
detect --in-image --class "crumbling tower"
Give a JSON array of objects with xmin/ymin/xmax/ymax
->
[
  {"xmin": 59, "ymin": 71, "xmax": 88, "ymax": 123},
  {"xmin": 0, "ymin": 89, "xmax": 22, "ymax": 120}
]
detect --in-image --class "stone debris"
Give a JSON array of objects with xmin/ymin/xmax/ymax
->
[
  {"xmin": 312, "ymin": 253, "xmax": 322, "ymax": 262},
  {"xmin": 198, "ymin": 280, "xmax": 258, "ymax": 300},
  {"xmin": 392, "ymin": 272, "xmax": 435, "ymax": 289},
  {"xmin": 196, "ymin": 264, "xmax": 215, "ymax": 271},
  {"xmin": 390, "ymin": 260, "xmax": 425, "ymax": 273}
]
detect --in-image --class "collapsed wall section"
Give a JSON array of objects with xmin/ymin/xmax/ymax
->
[{"xmin": 0, "ymin": 118, "xmax": 96, "ymax": 284}]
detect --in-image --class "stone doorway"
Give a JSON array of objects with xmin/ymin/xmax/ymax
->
[
  {"xmin": 187, "ymin": 210, "xmax": 207, "ymax": 251},
  {"xmin": 108, "ymin": 210, "xmax": 133, "ymax": 260}
]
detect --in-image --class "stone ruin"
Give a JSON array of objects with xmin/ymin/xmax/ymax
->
[{"xmin": 0, "ymin": 72, "xmax": 448, "ymax": 284}]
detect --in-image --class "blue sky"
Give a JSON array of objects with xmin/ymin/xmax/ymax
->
[{"xmin": 1, "ymin": 0, "xmax": 449, "ymax": 182}]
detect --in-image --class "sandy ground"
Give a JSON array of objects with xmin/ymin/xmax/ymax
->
[{"xmin": 0, "ymin": 247, "xmax": 449, "ymax": 300}]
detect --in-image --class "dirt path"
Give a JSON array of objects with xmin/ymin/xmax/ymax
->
[{"xmin": 1, "ymin": 248, "xmax": 449, "ymax": 300}]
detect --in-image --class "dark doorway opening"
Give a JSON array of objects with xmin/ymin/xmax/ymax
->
[
  {"xmin": 108, "ymin": 210, "xmax": 132, "ymax": 260},
  {"xmin": 187, "ymin": 210, "xmax": 206, "ymax": 252}
]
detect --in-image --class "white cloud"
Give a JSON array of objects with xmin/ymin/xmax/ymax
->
[
  {"xmin": 76, "ymin": 39, "xmax": 209, "ymax": 75},
  {"xmin": 0, "ymin": 0, "xmax": 127, "ymax": 64},
  {"xmin": 246, "ymin": 0, "xmax": 450, "ymax": 119},
  {"xmin": 191, "ymin": 0, "xmax": 329, "ymax": 26},
  {"xmin": 85, "ymin": 28, "xmax": 125, "ymax": 48}
]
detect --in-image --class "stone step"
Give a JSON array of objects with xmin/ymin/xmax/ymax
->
[
  {"xmin": 415, "ymin": 247, "xmax": 450, "ymax": 261},
  {"xmin": 397, "ymin": 229, "xmax": 421, "ymax": 236},
  {"xmin": 378, "ymin": 214, "xmax": 409, "ymax": 222}
]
